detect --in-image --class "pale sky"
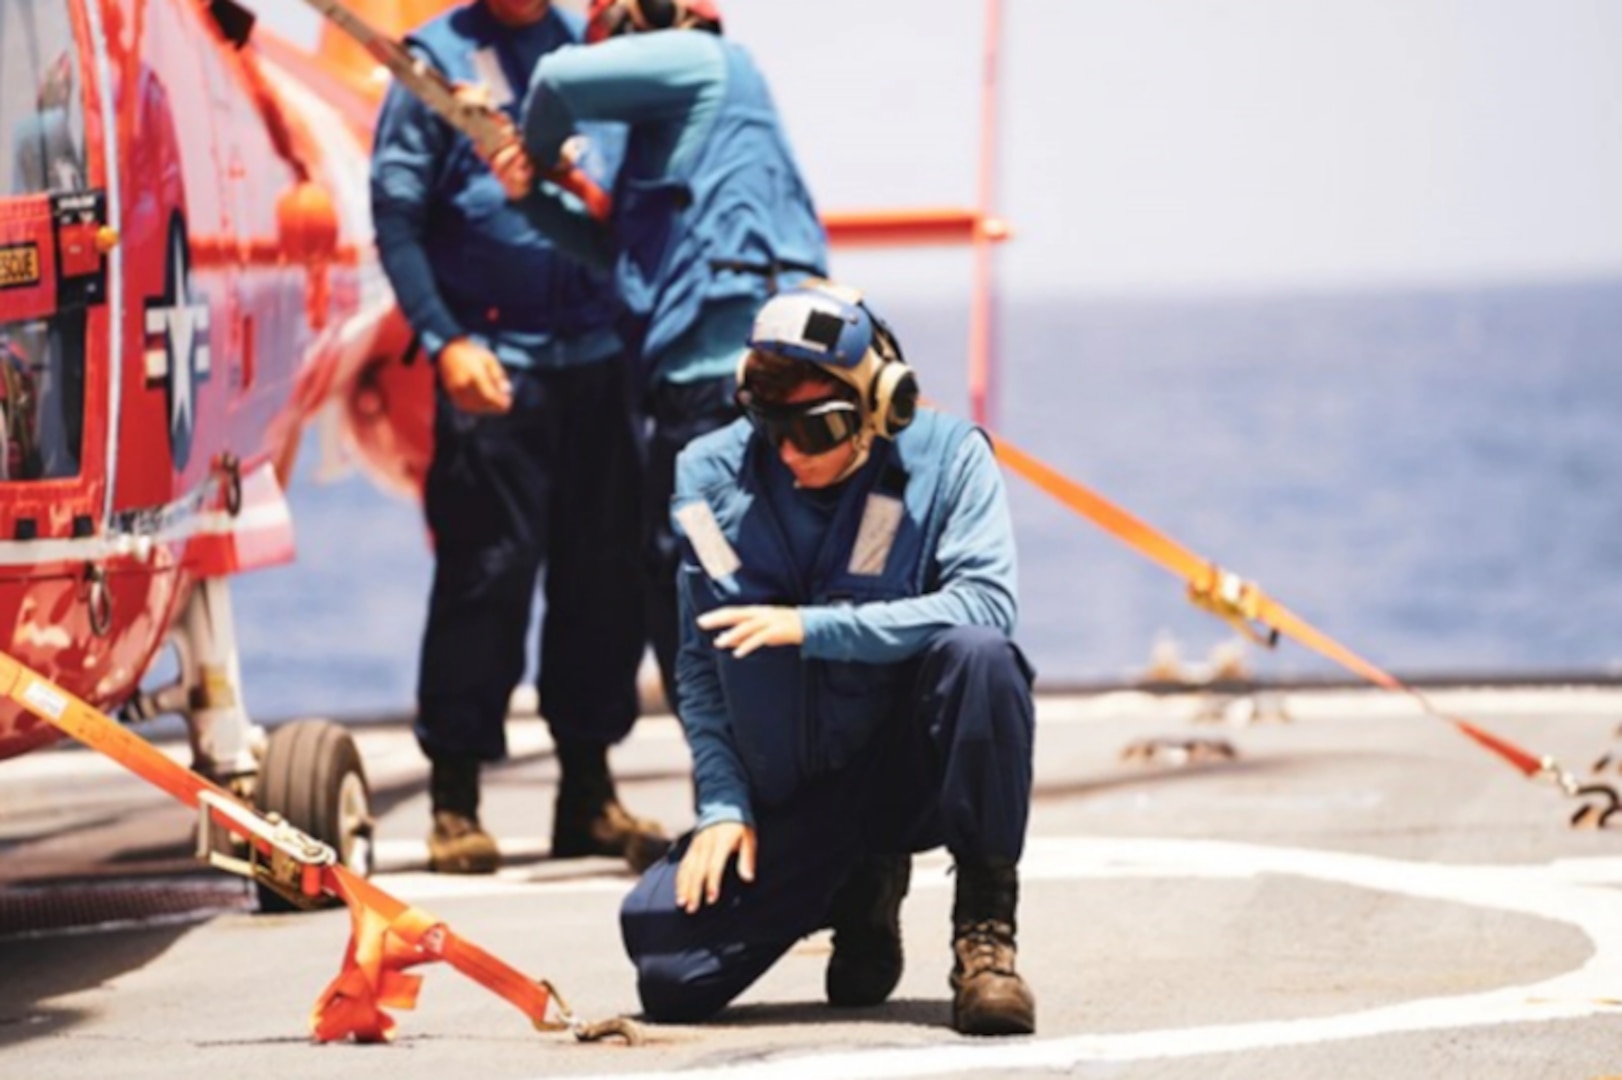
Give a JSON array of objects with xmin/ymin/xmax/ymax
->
[{"xmin": 257, "ymin": 0, "xmax": 1622, "ymax": 300}]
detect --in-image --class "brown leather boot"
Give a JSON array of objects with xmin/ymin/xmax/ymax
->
[
  {"xmin": 426, "ymin": 757, "xmax": 499, "ymax": 874},
  {"xmin": 826, "ymin": 854, "xmax": 910, "ymax": 1007},
  {"xmin": 551, "ymin": 739, "xmax": 671, "ymax": 872},
  {"xmin": 950, "ymin": 859, "xmax": 1036, "ymax": 1036}
]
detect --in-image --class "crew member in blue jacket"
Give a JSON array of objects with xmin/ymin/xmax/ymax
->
[
  {"xmin": 484, "ymin": 0, "xmax": 829, "ymax": 713},
  {"xmin": 619, "ymin": 282, "xmax": 1039, "ymax": 1036},
  {"xmin": 371, "ymin": 0, "xmax": 667, "ymax": 875}
]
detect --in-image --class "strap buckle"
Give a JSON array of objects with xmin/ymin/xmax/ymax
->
[
  {"xmin": 1186, "ymin": 564, "xmax": 1280, "ymax": 649},
  {"xmin": 196, "ymin": 790, "xmax": 335, "ymax": 908}
]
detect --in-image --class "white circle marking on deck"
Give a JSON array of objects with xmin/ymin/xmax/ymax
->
[{"xmin": 446, "ymin": 836, "xmax": 1622, "ymax": 1079}]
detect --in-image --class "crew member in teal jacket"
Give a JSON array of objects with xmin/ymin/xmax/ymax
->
[
  {"xmin": 486, "ymin": 0, "xmax": 829, "ymax": 712},
  {"xmin": 619, "ymin": 282, "xmax": 1039, "ymax": 1037},
  {"xmin": 371, "ymin": 0, "xmax": 666, "ymax": 876}
]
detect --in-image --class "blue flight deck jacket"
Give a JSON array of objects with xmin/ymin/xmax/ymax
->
[
  {"xmin": 672, "ymin": 411, "xmax": 1020, "ymax": 829},
  {"xmin": 515, "ymin": 30, "xmax": 828, "ymax": 387},
  {"xmin": 370, "ymin": 2, "xmax": 622, "ymax": 368}
]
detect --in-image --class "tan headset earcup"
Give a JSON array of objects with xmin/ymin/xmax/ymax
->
[{"xmin": 871, "ymin": 363, "xmax": 919, "ymax": 438}]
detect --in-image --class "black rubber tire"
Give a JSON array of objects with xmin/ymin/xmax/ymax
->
[{"xmin": 252, "ymin": 719, "xmax": 374, "ymax": 914}]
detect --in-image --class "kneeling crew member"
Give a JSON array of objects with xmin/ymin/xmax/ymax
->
[{"xmin": 619, "ymin": 281, "xmax": 1038, "ymax": 1036}]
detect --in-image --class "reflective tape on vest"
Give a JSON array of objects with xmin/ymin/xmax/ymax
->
[
  {"xmin": 676, "ymin": 499, "xmax": 742, "ymax": 581},
  {"xmin": 848, "ymin": 493, "xmax": 903, "ymax": 576}
]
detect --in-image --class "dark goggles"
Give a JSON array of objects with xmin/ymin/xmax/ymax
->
[{"xmin": 736, "ymin": 389, "xmax": 861, "ymax": 455}]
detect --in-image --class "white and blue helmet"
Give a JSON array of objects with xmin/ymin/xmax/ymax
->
[{"xmin": 744, "ymin": 281, "xmax": 918, "ymax": 440}]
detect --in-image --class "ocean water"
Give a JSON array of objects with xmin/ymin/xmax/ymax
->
[{"xmin": 232, "ymin": 278, "xmax": 1622, "ymax": 720}]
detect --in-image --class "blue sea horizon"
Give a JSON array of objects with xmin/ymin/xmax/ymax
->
[{"xmin": 232, "ymin": 275, "xmax": 1622, "ymax": 721}]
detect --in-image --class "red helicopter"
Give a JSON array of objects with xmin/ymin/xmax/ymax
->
[
  {"xmin": 0, "ymin": 0, "xmax": 398, "ymax": 880},
  {"xmin": 0, "ymin": 0, "xmax": 1003, "ymax": 888}
]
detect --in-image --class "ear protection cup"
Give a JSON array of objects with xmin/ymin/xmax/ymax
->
[
  {"xmin": 860, "ymin": 306, "xmax": 917, "ymax": 438},
  {"xmin": 868, "ymin": 362, "xmax": 918, "ymax": 439},
  {"xmin": 631, "ymin": 0, "xmax": 679, "ymax": 29}
]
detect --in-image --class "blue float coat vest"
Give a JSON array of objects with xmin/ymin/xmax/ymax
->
[
  {"xmin": 408, "ymin": 7, "xmax": 618, "ymax": 344},
  {"xmin": 676, "ymin": 410, "xmax": 976, "ymax": 807},
  {"xmin": 616, "ymin": 40, "xmax": 828, "ymax": 374}
]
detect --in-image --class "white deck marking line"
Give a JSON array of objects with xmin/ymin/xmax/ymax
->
[{"xmin": 443, "ymin": 836, "xmax": 1621, "ymax": 1079}]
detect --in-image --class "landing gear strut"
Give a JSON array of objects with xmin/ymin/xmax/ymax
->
[{"xmin": 129, "ymin": 576, "xmax": 375, "ymax": 911}]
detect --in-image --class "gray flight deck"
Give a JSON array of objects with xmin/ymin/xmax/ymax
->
[{"xmin": 3, "ymin": 686, "xmax": 1622, "ymax": 1079}]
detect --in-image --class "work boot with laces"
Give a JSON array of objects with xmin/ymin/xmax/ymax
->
[
  {"xmin": 950, "ymin": 858, "xmax": 1036, "ymax": 1036},
  {"xmin": 826, "ymin": 854, "xmax": 911, "ymax": 1007},
  {"xmin": 426, "ymin": 756, "xmax": 500, "ymax": 874},
  {"xmin": 550, "ymin": 739, "xmax": 671, "ymax": 872}
]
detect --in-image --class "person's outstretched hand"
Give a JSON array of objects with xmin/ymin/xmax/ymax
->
[
  {"xmin": 437, "ymin": 338, "xmax": 513, "ymax": 414},
  {"xmin": 698, "ymin": 606, "xmax": 805, "ymax": 658},
  {"xmin": 676, "ymin": 821, "xmax": 757, "ymax": 914}
]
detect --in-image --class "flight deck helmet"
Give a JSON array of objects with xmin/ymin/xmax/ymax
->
[
  {"xmin": 738, "ymin": 281, "xmax": 920, "ymax": 445},
  {"xmin": 586, "ymin": 0, "xmax": 724, "ymax": 43}
]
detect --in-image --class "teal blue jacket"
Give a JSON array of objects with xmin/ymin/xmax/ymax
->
[
  {"xmin": 514, "ymin": 31, "xmax": 828, "ymax": 387},
  {"xmin": 672, "ymin": 411, "xmax": 1019, "ymax": 828}
]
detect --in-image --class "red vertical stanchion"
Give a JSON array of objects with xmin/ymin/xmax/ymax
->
[{"xmin": 967, "ymin": 0, "xmax": 1005, "ymax": 426}]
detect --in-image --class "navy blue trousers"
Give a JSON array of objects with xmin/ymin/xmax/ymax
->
[
  {"xmin": 641, "ymin": 374, "xmax": 739, "ymax": 712},
  {"xmin": 620, "ymin": 626, "xmax": 1036, "ymax": 1022},
  {"xmin": 416, "ymin": 360, "xmax": 644, "ymax": 761}
]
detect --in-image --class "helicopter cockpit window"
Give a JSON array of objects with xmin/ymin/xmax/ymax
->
[
  {"xmin": 0, "ymin": 320, "xmax": 83, "ymax": 480},
  {"xmin": 1, "ymin": 0, "xmax": 88, "ymax": 196},
  {"xmin": 0, "ymin": 0, "xmax": 90, "ymax": 481}
]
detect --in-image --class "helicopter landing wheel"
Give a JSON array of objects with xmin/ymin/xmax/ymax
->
[{"xmin": 252, "ymin": 719, "xmax": 374, "ymax": 914}]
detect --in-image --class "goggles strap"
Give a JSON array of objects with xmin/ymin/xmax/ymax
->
[{"xmin": 828, "ymin": 432, "xmax": 871, "ymax": 484}]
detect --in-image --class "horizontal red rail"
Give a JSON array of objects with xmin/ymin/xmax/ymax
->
[{"xmin": 823, "ymin": 208, "xmax": 1010, "ymax": 248}]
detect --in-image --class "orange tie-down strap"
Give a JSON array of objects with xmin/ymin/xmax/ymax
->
[
  {"xmin": 0, "ymin": 651, "xmax": 640, "ymax": 1045},
  {"xmin": 988, "ymin": 434, "xmax": 1621, "ymax": 824}
]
